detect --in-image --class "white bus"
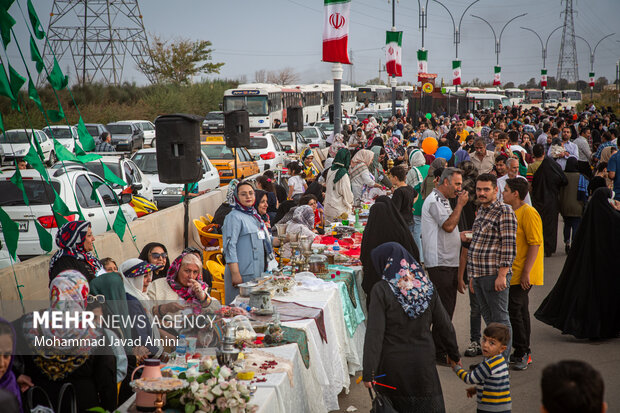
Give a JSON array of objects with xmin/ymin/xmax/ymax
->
[
  {"xmin": 357, "ymin": 85, "xmax": 392, "ymax": 110},
  {"xmin": 543, "ymin": 89, "xmax": 562, "ymax": 101},
  {"xmin": 562, "ymin": 89, "xmax": 582, "ymax": 103},
  {"xmin": 318, "ymin": 83, "xmax": 357, "ymax": 118},
  {"xmin": 223, "ymin": 83, "xmax": 284, "ymax": 130},
  {"xmin": 463, "ymin": 93, "xmax": 511, "ymax": 110},
  {"xmin": 484, "ymin": 87, "xmax": 505, "ymax": 95},
  {"xmin": 504, "ymin": 88, "xmax": 525, "ymax": 105},
  {"xmin": 395, "ymin": 85, "xmax": 410, "ymax": 113}
]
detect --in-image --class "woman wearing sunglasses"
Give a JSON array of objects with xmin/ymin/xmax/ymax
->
[{"xmin": 139, "ymin": 242, "xmax": 170, "ymax": 280}]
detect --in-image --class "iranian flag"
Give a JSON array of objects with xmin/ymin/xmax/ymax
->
[
  {"xmin": 452, "ymin": 60, "xmax": 461, "ymax": 85},
  {"xmin": 493, "ymin": 66, "xmax": 501, "ymax": 86},
  {"xmin": 385, "ymin": 31, "xmax": 402, "ymax": 77},
  {"xmin": 323, "ymin": 0, "xmax": 351, "ymax": 64},
  {"xmin": 589, "ymin": 72, "xmax": 595, "ymax": 87},
  {"xmin": 417, "ymin": 49, "xmax": 428, "ymax": 81},
  {"xmin": 541, "ymin": 68, "xmax": 548, "ymax": 87}
]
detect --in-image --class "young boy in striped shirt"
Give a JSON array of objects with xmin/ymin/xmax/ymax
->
[{"xmin": 451, "ymin": 323, "xmax": 512, "ymax": 412}]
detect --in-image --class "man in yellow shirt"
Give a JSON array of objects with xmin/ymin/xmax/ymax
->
[
  {"xmin": 455, "ymin": 120, "xmax": 469, "ymax": 143},
  {"xmin": 502, "ymin": 178, "xmax": 544, "ymax": 371}
]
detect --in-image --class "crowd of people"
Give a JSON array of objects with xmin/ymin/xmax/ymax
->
[{"xmin": 1, "ymin": 102, "xmax": 618, "ymax": 413}]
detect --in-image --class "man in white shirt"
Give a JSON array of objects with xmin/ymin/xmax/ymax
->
[
  {"xmin": 574, "ymin": 126, "xmax": 593, "ymax": 178},
  {"xmin": 421, "ymin": 167, "xmax": 469, "ymax": 363},
  {"xmin": 548, "ymin": 126, "xmax": 578, "ymax": 170},
  {"xmin": 497, "ymin": 158, "xmax": 531, "ymax": 205}
]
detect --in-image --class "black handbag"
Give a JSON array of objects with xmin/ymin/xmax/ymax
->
[
  {"xmin": 26, "ymin": 383, "xmax": 77, "ymax": 413},
  {"xmin": 368, "ymin": 385, "xmax": 398, "ymax": 413}
]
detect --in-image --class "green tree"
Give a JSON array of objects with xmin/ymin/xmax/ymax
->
[
  {"xmin": 503, "ymin": 81, "xmax": 515, "ymax": 88},
  {"xmin": 140, "ymin": 36, "xmax": 224, "ymax": 85}
]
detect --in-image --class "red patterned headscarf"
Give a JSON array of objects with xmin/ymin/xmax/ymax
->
[
  {"xmin": 49, "ymin": 221, "xmax": 102, "ymax": 277},
  {"xmin": 166, "ymin": 253, "xmax": 207, "ymax": 314}
]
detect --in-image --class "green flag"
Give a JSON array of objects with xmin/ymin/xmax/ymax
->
[
  {"xmin": 28, "ymin": 78, "xmax": 43, "ymax": 112},
  {"xmin": 27, "ymin": 0, "xmax": 45, "ymax": 40},
  {"xmin": 101, "ymin": 161, "xmax": 127, "ymax": 187},
  {"xmin": 90, "ymin": 180, "xmax": 104, "ymax": 203},
  {"xmin": 112, "ymin": 206, "xmax": 127, "ymax": 241},
  {"xmin": 29, "ymin": 36, "xmax": 44, "ymax": 73},
  {"xmin": 0, "ymin": 63, "xmax": 16, "ymax": 101},
  {"xmin": 47, "ymin": 103, "xmax": 65, "ymax": 122},
  {"xmin": 51, "ymin": 188, "xmax": 76, "ymax": 228},
  {"xmin": 0, "ymin": 206, "xmax": 19, "ymax": 260},
  {"xmin": 23, "ymin": 145, "xmax": 48, "ymax": 179},
  {"xmin": 8, "ymin": 64, "xmax": 25, "ymax": 111},
  {"xmin": 53, "ymin": 138, "xmax": 80, "ymax": 162},
  {"xmin": 0, "ymin": 7, "xmax": 15, "ymax": 49},
  {"xmin": 10, "ymin": 166, "xmax": 29, "ymax": 206},
  {"xmin": 77, "ymin": 117, "xmax": 96, "ymax": 151},
  {"xmin": 74, "ymin": 142, "xmax": 101, "ymax": 163},
  {"xmin": 34, "ymin": 220, "xmax": 53, "ymax": 252},
  {"xmin": 0, "ymin": 112, "xmax": 4, "ymax": 134},
  {"xmin": 0, "ymin": 0, "xmax": 16, "ymax": 12},
  {"xmin": 47, "ymin": 58, "xmax": 68, "ymax": 90}
]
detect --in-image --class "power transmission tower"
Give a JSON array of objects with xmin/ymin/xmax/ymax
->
[
  {"xmin": 556, "ymin": 0, "xmax": 578, "ymax": 83},
  {"xmin": 42, "ymin": 0, "xmax": 155, "ymax": 86}
]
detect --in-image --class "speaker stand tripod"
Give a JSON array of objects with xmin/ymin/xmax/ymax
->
[{"xmin": 183, "ymin": 183, "xmax": 190, "ymax": 249}]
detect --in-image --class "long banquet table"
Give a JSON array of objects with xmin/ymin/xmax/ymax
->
[{"xmin": 118, "ymin": 267, "xmax": 366, "ymax": 413}]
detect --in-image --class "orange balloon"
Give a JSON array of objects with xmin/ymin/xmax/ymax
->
[{"xmin": 421, "ymin": 137, "xmax": 438, "ymax": 155}]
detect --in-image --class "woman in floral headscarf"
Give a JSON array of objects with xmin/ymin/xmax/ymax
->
[
  {"xmin": 301, "ymin": 148, "xmax": 319, "ymax": 181},
  {"xmin": 49, "ymin": 220, "xmax": 102, "ymax": 283},
  {"xmin": 279, "ymin": 205, "xmax": 317, "ymax": 259},
  {"xmin": 328, "ymin": 133, "xmax": 346, "ymax": 158},
  {"xmin": 350, "ymin": 149, "xmax": 382, "ymax": 202},
  {"xmin": 363, "ymin": 242, "xmax": 460, "ymax": 413},
  {"xmin": 212, "ymin": 178, "xmax": 240, "ymax": 228},
  {"xmin": 148, "ymin": 253, "xmax": 221, "ymax": 315},
  {"xmin": 18, "ymin": 270, "xmax": 117, "ymax": 412}
]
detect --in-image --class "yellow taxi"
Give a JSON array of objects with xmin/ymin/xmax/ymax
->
[{"xmin": 201, "ymin": 136, "xmax": 260, "ymax": 185}]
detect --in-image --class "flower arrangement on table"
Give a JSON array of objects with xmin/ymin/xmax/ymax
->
[{"xmin": 166, "ymin": 358, "xmax": 258, "ymax": 413}]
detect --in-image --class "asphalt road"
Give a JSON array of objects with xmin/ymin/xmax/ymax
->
[{"xmin": 336, "ymin": 222, "xmax": 620, "ymax": 412}]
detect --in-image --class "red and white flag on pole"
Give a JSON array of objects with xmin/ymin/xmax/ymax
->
[
  {"xmin": 541, "ymin": 69, "xmax": 547, "ymax": 87},
  {"xmin": 493, "ymin": 66, "xmax": 501, "ymax": 86},
  {"xmin": 385, "ymin": 31, "xmax": 402, "ymax": 77},
  {"xmin": 322, "ymin": 0, "xmax": 351, "ymax": 64},
  {"xmin": 452, "ymin": 60, "xmax": 461, "ymax": 85},
  {"xmin": 589, "ymin": 72, "xmax": 595, "ymax": 87}
]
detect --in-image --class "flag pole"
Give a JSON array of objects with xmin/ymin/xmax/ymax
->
[
  {"xmin": 332, "ymin": 63, "xmax": 343, "ymax": 134},
  {"xmin": 391, "ymin": 0, "xmax": 397, "ymax": 117}
]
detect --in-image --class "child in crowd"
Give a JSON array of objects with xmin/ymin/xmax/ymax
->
[
  {"xmin": 541, "ymin": 360, "xmax": 607, "ymax": 413},
  {"xmin": 101, "ymin": 257, "xmax": 118, "ymax": 273},
  {"xmin": 287, "ymin": 161, "xmax": 307, "ymax": 202},
  {"xmin": 451, "ymin": 323, "xmax": 512, "ymax": 413}
]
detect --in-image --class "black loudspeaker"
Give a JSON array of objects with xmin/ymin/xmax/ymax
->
[
  {"xmin": 155, "ymin": 113, "xmax": 203, "ymax": 184},
  {"xmin": 287, "ymin": 106, "xmax": 304, "ymax": 132},
  {"xmin": 328, "ymin": 104, "xmax": 334, "ymax": 124},
  {"xmin": 224, "ymin": 110, "xmax": 250, "ymax": 148}
]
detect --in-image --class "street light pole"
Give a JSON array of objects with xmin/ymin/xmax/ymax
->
[
  {"xmin": 432, "ymin": 0, "xmax": 480, "ymax": 92},
  {"xmin": 417, "ymin": 0, "xmax": 429, "ymax": 49},
  {"xmin": 472, "ymin": 13, "xmax": 527, "ymax": 86},
  {"xmin": 575, "ymin": 33, "xmax": 615, "ymax": 100},
  {"xmin": 390, "ymin": 0, "xmax": 397, "ymax": 117},
  {"xmin": 521, "ymin": 25, "xmax": 563, "ymax": 108}
]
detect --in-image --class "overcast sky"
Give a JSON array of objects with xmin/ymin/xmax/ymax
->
[{"xmin": 8, "ymin": 0, "xmax": 620, "ymax": 87}]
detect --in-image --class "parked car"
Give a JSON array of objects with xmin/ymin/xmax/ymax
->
[
  {"xmin": 77, "ymin": 123, "xmax": 109, "ymax": 140},
  {"xmin": 202, "ymin": 111, "xmax": 224, "ymax": 134},
  {"xmin": 50, "ymin": 156, "xmax": 154, "ymax": 202},
  {"xmin": 124, "ymin": 120, "xmax": 156, "ymax": 147},
  {"xmin": 42, "ymin": 125, "xmax": 80, "ymax": 153},
  {"xmin": 0, "ymin": 129, "xmax": 56, "ymax": 166},
  {"xmin": 313, "ymin": 121, "xmax": 335, "ymax": 135},
  {"xmin": 201, "ymin": 137, "xmax": 261, "ymax": 184},
  {"xmin": 106, "ymin": 121, "xmax": 144, "ymax": 151},
  {"xmin": 131, "ymin": 148, "xmax": 220, "ymax": 209},
  {"xmin": 0, "ymin": 168, "xmax": 137, "ymax": 259},
  {"xmin": 260, "ymin": 129, "xmax": 309, "ymax": 154},
  {"xmin": 300, "ymin": 126, "xmax": 326, "ymax": 149},
  {"xmin": 245, "ymin": 132, "xmax": 288, "ymax": 172}
]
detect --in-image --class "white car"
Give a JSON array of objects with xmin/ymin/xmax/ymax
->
[
  {"xmin": 300, "ymin": 126, "xmax": 326, "ymax": 149},
  {"xmin": 125, "ymin": 120, "xmax": 156, "ymax": 147},
  {"xmin": 0, "ymin": 168, "xmax": 137, "ymax": 259},
  {"xmin": 42, "ymin": 125, "xmax": 80, "ymax": 153},
  {"xmin": 260, "ymin": 129, "xmax": 309, "ymax": 154},
  {"xmin": 247, "ymin": 132, "xmax": 288, "ymax": 172},
  {"xmin": 51, "ymin": 156, "xmax": 154, "ymax": 202},
  {"xmin": 131, "ymin": 148, "xmax": 220, "ymax": 209},
  {"xmin": 0, "ymin": 129, "xmax": 56, "ymax": 166}
]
